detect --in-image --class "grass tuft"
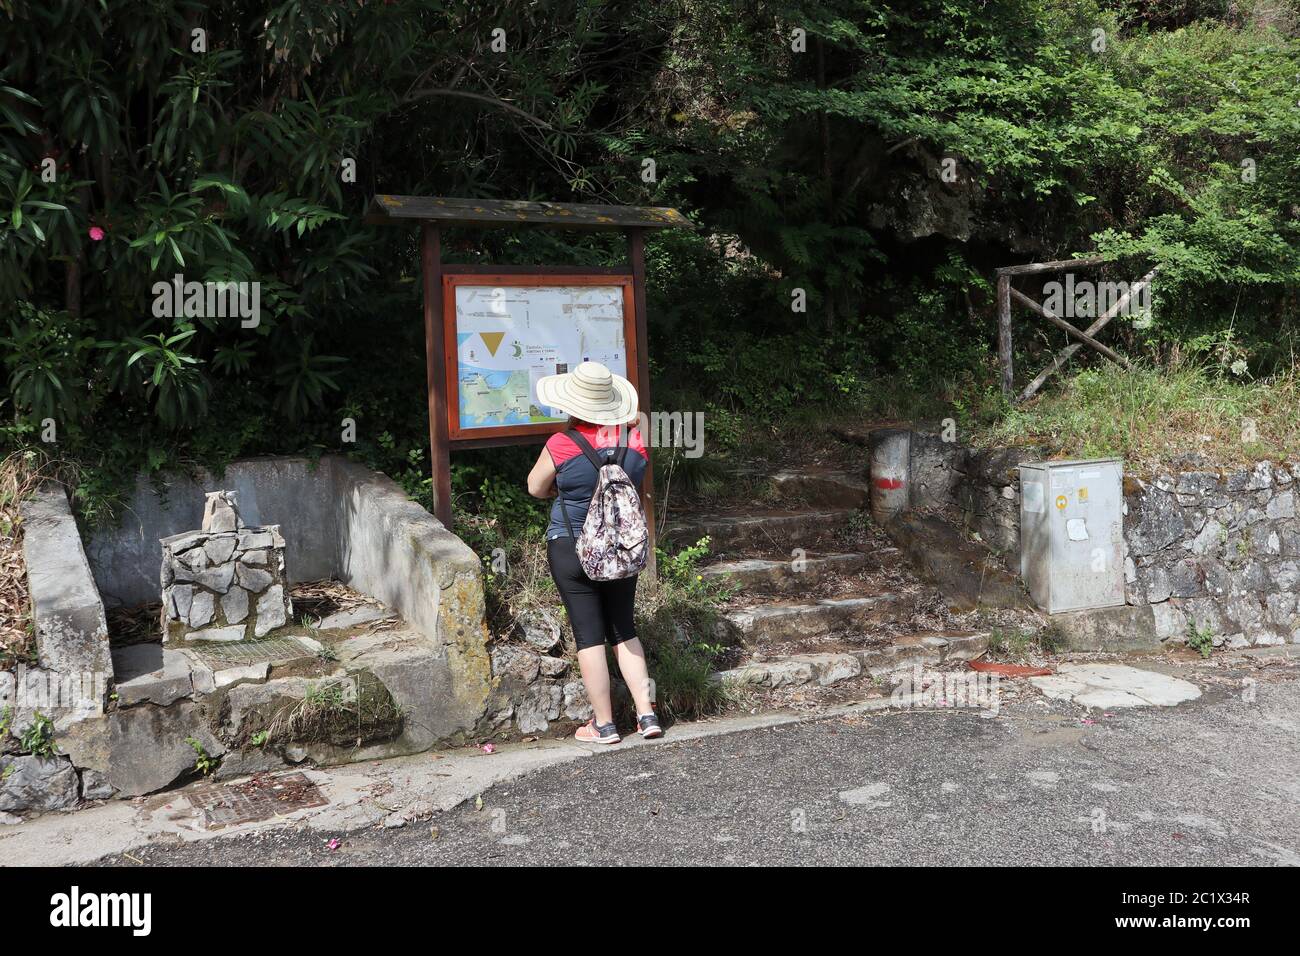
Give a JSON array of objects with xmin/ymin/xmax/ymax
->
[{"xmin": 975, "ymin": 361, "xmax": 1300, "ymax": 472}]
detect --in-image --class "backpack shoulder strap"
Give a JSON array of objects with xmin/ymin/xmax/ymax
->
[{"xmin": 566, "ymin": 429, "xmax": 606, "ymax": 472}]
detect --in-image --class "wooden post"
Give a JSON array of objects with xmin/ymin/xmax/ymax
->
[
  {"xmin": 997, "ymin": 272, "xmax": 1013, "ymax": 401},
  {"xmin": 627, "ymin": 228, "xmax": 658, "ymax": 578},
  {"xmin": 421, "ymin": 223, "xmax": 453, "ymax": 528}
]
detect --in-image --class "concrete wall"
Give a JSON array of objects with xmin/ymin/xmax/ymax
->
[
  {"xmin": 897, "ymin": 431, "xmax": 1300, "ymax": 650},
  {"xmin": 18, "ymin": 485, "xmax": 113, "ymax": 706},
  {"xmin": 331, "ymin": 458, "xmax": 494, "ymax": 745},
  {"xmin": 86, "ymin": 457, "xmax": 339, "ymax": 608}
]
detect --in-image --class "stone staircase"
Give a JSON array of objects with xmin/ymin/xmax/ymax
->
[{"xmin": 663, "ymin": 466, "xmax": 993, "ymax": 699}]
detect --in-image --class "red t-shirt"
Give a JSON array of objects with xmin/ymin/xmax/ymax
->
[
  {"xmin": 545, "ymin": 423, "xmax": 647, "ymax": 467},
  {"xmin": 544, "ymin": 423, "xmax": 648, "ymax": 539}
]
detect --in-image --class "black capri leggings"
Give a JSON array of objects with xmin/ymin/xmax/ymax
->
[{"xmin": 546, "ymin": 536, "xmax": 638, "ymax": 651}]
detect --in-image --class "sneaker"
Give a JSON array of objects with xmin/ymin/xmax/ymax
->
[
  {"xmin": 637, "ymin": 713, "xmax": 663, "ymax": 739},
  {"xmin": 575, "ymin": 719, "xmax": 621, "ymax": 744}
]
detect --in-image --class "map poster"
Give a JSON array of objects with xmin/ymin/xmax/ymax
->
[{"xmin": 443, "ymin": 274, "xmax": 637, "ymax": 440}]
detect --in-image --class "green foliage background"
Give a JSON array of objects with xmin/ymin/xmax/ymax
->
[{"xmin": 2, "ymin": 0, "xmax": 1299, "ymax": 523}]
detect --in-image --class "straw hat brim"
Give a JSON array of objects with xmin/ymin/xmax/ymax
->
[{"xmin": 535, "ymin": 370, "xmax": 638, "ymax": 426}]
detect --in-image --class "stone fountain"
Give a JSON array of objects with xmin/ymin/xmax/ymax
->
[{"xmin": 159, "ymin": 491, "xmax": 293, "ymax": 642}]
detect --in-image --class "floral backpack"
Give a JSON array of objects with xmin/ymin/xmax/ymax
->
[{"xmin": 558, "ymin": 429, "xmax": 649, "ymax": 580}]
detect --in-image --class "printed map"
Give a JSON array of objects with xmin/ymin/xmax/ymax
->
[{"xmin": 454, "ymin": 284, "xmax": 628, "ymax": 431}]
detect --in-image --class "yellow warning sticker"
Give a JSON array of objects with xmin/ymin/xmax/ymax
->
[{"xmin": 1078, "ymin": 486, "xmax": 1089, "ymax": 503}]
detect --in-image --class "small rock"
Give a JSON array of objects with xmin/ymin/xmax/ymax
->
[
  {"xmin": 237, "ymin": 563, "xmax": 273, "ymax": 593},
  {"xmin": 254, "ymin": 585, "xmax": 288, "ymax": 637},
  {"xmin": 188, "ymin": 591, "xmax": 215, "ymax": 628},
  {"xmin": 213, "ymin": 662, "xmax": 269, "ymax": 689},
  {"xmin": 204, "ymin": 536, "xmax": 238, "ymax": 564},
  {"xmin": 517, "ymin": 609, "xmax": 562, "ymax": 652},
  {"xmin": 181, "ymin": 548, "xmax": 210, "ymax": 572},
  {"xmin": 515, "ymin": 685, "xmax": 562, "ymax": 734},
  {"xmin": 222, "ymin": 586, "xmax": 250, "ymax": 625},
  {"xmin": 539, "ymin": 655, "xmax": 569, "ymax": 678},
  {"xmin": 1247, "ymin": 462, "xmax": 1274, "ymax": 491},
  {"xmin": 0, "ymin": 755, "xmax": 80, "ymax": 812},
  {"xmin": 492, "ymin": 644, "xmax": 541, "ymax": 683},
  {"xmin": 195, "ymin": 564, "xmax": 235, "ymax": 594},
  {"xmin": 1267, "ymin": 491, "xmax": 1296, "ymax": 520},
  {"xmin": 238, "ymin": 531, "xmax": 274, "ymax": 550},
  {"xmin": 80, "ymin": 769, "xmax": 116, "ymax": 801},
  {"xmin": 383, "ymin": 812, "xmax": 408, "ymax": 829},
  {"xmin": 202, "ymin": 491, "xmax": 241, "ymax": 533},
  {"xmin": 562, "ymin": 681, "xmax": 592, "ymax": 721},
  {"xmin": 240, "ymin": 549, "xmax": 268, "ymax": 567},
  {"xmin": 160, "ymin": 531, "xmax": 205, "ymax": 553},
  {"xmin": 188, "ymin": 625, "xmax": 245, "ymax": 643},
  {"xmin": 168, "ymin": 584, "xmax": 194, "ymax": 622}
]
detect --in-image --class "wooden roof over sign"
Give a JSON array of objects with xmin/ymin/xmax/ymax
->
[{"xmin": 365, "ymin": 194, "xmax": 693, "ymax": 231}]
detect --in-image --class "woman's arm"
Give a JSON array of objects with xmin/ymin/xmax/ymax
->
[{"xmin": 527, "ymin": 447, "xmax": 558, "ymax": 498}]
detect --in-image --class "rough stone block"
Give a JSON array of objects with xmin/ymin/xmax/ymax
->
[
  {"xmin": 202, "ymin": 490, "xmax": 241, "ymax": 533},
  {"xmin": 204, "ymin": 536, "xmax": 237, "ymax": 564},
  {"xmin": 236, "ymin": 563, "xmax": 273, "ymax": 592},
  {"xmin": 1126, "ymin": 483, "xmax": 1187, "ymax": 557},
  {"xmin": 105, "ymin": 700, "xmax": 225, "ymax": 797},
  {"xmin": 0, "ymin": 755, "xmax": 80, "ymax": 813},
  {"xmin": 253, "ymin": 585, "xmax": 289, "ymax": 637},
  {"xmin": 188, "ymin": 590, "xmax": 215, "ymax": 627},
  {"xmin": 188, "ymin": 625, "xmax": 246, "ymax": 643},
  {"xmin": 1051, "ymin": 604, "xmax": 1171, "ymax": 652},
  {"xmin": 238, "ymin": 531, "xmax": 274, "ymax": 550},
  {"xmin": 221, "ymin": 586, "xmax": 249, "ymax": 625},
  {"xmin": 111, "ymin": 644, "xmax": 193, "ymax": 706},
  {"xmin": 19, "ymin": 485, "xmax": 113, "ymax": 702}
]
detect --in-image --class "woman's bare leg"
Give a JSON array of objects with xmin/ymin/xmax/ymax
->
[
  {"xmin": 577, "ymin": 645, "xmax": 615, "ymax": 725},
  {"xmin": 614, "ymin": 638, "xmax": 655, "ymax": 715}
]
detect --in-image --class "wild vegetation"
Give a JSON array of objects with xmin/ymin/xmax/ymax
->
[{"xmin": 3, "ymin": 2, "xmax": 1300, "ymax": 691}]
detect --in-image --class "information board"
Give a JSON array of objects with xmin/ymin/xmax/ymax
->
[{"xmin": 443, "ymin": 274, "xmax": 637, "ymax": 440}]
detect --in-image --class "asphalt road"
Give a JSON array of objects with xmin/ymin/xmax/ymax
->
[{"xmin": 94, "ymin": 671, "xmax": 1300, "ymax": 867}]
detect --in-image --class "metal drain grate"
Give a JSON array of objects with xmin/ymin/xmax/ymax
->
[
  {"xmin": 189, "ymin": 636, "xmax": 309, "ymax": 667},
  {"xmin": 189, "ymin": 772, "xmax": 328, "ymax": 828}
]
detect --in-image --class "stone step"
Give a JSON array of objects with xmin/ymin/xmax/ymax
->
[
  {"xmin": 701, "ymin": 549, "xmax": 900, "ymax": 592},
  {"xmin": 714, "ymin": 630, "xmax": 989, "ymax": 689},
  {"xmin": 664, "ymin": 507, "xmax": 861, "ymax": 553},
  {"xmin": 720, "ymin": 592, "xmax": 911, "ymax": 645},
  {"xmin": 729, "ymin": 465, "xmax": 871, "ymax": 509},
  {"xmin": 886, "ymin": 512, "xmax": 1031, "ymax": 612},
  {"xmin": 767, "ymin": 469, "xmax": 872, "ymax": 509}
]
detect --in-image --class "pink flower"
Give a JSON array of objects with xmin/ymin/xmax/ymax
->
[
  {"xmin": 88, "ymin": 226, "xmax": 105, "ymax": 241},
  {"xmin": 481, "ymin": 743, "xmax": 496, "ymax": 754},
  {"xmin": 327, "ymin": 838, "xmax": 341, "ymax": 850}
]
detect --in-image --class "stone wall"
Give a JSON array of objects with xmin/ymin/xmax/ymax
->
[
  {"xmin": 1124, "ymin": 463, "xmax": 1298, "ymax": 648},
  {"xmin": 899, "ymin": 431, "xmax": 1300, "ymax": 649}
]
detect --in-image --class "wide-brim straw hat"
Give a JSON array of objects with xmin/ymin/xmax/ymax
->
[{"xmin": 535, "ymin": 361, "xmax": 638, "ymax": 426}]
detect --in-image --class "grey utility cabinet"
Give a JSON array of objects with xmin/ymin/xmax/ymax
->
[{"xmin": 1018, "ymin": 459, "xmax": 1125, "ymax": 614}]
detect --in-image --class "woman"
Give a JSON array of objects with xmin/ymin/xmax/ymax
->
[{"xmin": 526, "ymin": 361, "xmax": 662, "ymax": 744}]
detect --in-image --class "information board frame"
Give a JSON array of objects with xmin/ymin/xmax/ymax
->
[{"xmin": 441, "ymin": 272, "xmax": 639, "ymax": 443}]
